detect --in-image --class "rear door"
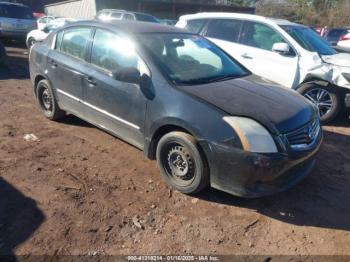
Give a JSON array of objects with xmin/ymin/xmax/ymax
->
[
  {"xmin": 202, "ymin": 19, "xmax": 246, "ymax": 63},
  {"xmin": 237, "ymin": 21, "xmax": 299, "ymax": 88},
  {"xmin": 82, "ymin": 28, "xmax": 148, "ymax": 148},
  {"xmin": 46, "ymin": 26, "xmax": 93, "ymax": 117}
]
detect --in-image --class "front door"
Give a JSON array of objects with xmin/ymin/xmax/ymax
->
[
  {"xmin": 237, "ymin": 21, "xmax": 299, "ymax": 88},
  {"xmin": 82, "ymin": 29, "xmax": 148, "ymax": 148}
]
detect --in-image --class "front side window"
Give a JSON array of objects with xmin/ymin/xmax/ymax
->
[
  {"xmin": 185, "ymin": 19, "xmax": 207, "ymax": 33},
  {"xmin": 206, "ymin": 19, "xmax": 242, "ymax": 43},
  {"xmin": 91, "ymin": 29, "xmax": 140, "ymax": 72},
  {"xmin": 241, "ymin": 22, "xmax": 286, "ymax": 51},
  {"xmin": 123, "ymin": 13, "xmax": 134, "ymax": 20},
  {"xmin": 282, "ymin": 25, "xmax": 336, "ymax": 56},
  {"xmin": 138, "ymin": 33, "xmax": 249, "ymax": 84},
  {"xmin": 111, "ymin": 12, "xmax": 122, "ymax": 19},
  {"xmin": 134, "ymin": 13, "xmax": 159, "ymax": 23},
  {"xmin": 60, "ymin": 27, "xmax": 91, "ymax": 60}
]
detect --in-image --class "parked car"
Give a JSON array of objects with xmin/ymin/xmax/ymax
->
[
  {"xmin": 324, "ymin": 27, "xmax": 350, "ymax": 46},
  {"xmin": 96, "ymin": 9, "xmax": 159, "ymax": 23},
  {"xmin": 336, "ymin": 30, "xmax": 350, "ymax": 53},
  {"xmin": 0, "ymin": 40, "xmax": 6, "ymax": 66},
  {"xmin": 26, "ymin": 18, "xmax": 76, "ymax": 48},
  {"xmin": 29, "ymin": 20, "xmax": 322, "ymax": 198},
  {"xmin": 176, "ymin": 13, "xmax": 350, "ymax": 123},
  {"xmin": 0, "ymin": 2, "xmax": 36, "ymax": 41},
  {"xmin": 36, "ymin": 16, "xmax": 57, "ymax": 30}
]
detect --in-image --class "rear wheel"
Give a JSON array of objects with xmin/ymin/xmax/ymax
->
[
  {"xmin": 36, "ymin": 79, "xmax": 65, "ymax": 120},
  {"xmin": 156, "ymin": 131, "xmax": 209, "ymax": 195},
  {"xmin": 298, "ymin": 82, "xmax": 341, "ymax": 124}
]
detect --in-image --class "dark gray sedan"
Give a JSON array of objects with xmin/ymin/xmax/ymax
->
[{"xmin": 29, "ymin": 20, "xmax": 322, "ymax": 198}]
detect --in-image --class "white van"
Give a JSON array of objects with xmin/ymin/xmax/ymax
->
[{"xmin": 176, "ymin": 13, "xmax": 350, "ymax": 123}]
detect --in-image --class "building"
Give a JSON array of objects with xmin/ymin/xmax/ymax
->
[{"xmin": 43, "ymin": 0, "xmax": 255, "ymax": 20}]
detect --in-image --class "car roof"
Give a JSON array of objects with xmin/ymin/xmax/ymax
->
[
  {"xmin": 179, "ymin": 12, "xmax": 301, "ymax": 27},
  {"xmin": 65, "ymin": 20, "xmax": 188, "ymax": 34}
]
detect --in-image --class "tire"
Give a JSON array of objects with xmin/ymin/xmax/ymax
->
[
  {"xmin": 156, "ymin": 131, "xmax": 209, "ymax": 195},
  {"xmin": 27, "ymin": 37, "xmax": 36, "ymax": 49},
  {"xmin": 36, "ymin": 79, "xmax": 65, "ymax": 121},
  {"xmin": 297, "ymin": 82, "xmax": 341, "ymax": 124},
  {"xmin": 0, "ymin": 41, "xmax": 7, "ymax": 67}
]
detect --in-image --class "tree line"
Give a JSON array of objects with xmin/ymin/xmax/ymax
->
[{"xmin": 227, "ymin": 0, "xmax": 350, "ymax": 27}]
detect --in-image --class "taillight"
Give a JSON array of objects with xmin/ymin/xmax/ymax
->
[{"xmin": 339, "ymin": 33, "xmax": 350, "ymax": 41}]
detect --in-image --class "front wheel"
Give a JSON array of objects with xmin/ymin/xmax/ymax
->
[
  {"xmin": 156, "ymin": 131, "xmax": 209, "ymax": 195},
  {"xmin": 27, "ymin": 37, "xmax": 36, "ymax": 49},
  {"xmin": 298, "ymin": 83, "xmax": 341, "ymax": 124}
]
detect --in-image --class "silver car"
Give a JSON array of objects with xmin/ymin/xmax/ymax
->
[{"xmin": 0, "ymin": 2, "xmax": 36, "ymax": 40}]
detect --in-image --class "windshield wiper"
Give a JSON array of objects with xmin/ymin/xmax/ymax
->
[{"xmin": 179, "ymin": 74, "xmax": 241, "ymax": 85}]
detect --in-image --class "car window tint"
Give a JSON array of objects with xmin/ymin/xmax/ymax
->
[
  {"xmin": 123, "ymin": 14, "xmax": 134, "ymax": 20},
  {"xmin": 111, "ymin": 12, "xmax": 122, "ymax": 19},
  {"xmin": 55, "ymin": 30, "xmax": 64, "ymax": 50},
  {"xmin": 91, "ymin": 29, "xmax": 139, "ymax": 72},
  {"xmin": 206, "ymin": 19, "xmax": 242, "ymax": 43},
  {"xmin": 185, "ymin": 19, "xmax": 207, "ymax": 33},
  {"xmin": 242, "ymin": 22, "xmax": 286, "ymax": 51},
  {"xmin": 60, "ymin": 28, "xmax": 91, "ymax": 60}
]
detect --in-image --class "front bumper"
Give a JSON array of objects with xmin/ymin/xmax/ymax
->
[{"xmin": 200, "ymin": 130, "xmax": 323, "ymax": 198}]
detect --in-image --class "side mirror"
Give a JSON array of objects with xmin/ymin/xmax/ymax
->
[
  {"xmin": 272, "ymin": 42, "xmax": 291, "ymax": 55},
  {"xmin": 112, "ymin": 67, "xmax": 141, "ymax": 84}
]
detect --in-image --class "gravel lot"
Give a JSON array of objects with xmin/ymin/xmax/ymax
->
[{"xmin": 1, "ymin": 46, "xmax": 350, "ymax": 257}]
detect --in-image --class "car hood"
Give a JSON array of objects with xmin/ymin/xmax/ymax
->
[
  {"xmin": 178, "ymin": 75, "xmax": 316, "ymax": 134},
  {"xmin": 322, "ymin": 53, "xmax": 350, "ymax": 68}
]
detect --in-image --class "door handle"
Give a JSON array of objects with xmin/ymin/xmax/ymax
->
[
  {"xmin": 49, "ymin": 59, "xmax": 58, "ymax": 68},
  {"xmin": 84, "ymin": 76, "xmax": 97, "ymax": 86},
  {"xmin": 241, "ymin": 54, "xmax": 253, "ymax": 59}
]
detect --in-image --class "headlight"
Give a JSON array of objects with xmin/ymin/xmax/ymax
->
[
  {"xmin": 223, "ymin": 116, "xmax": 278, "ymax": 153},
  {"xmin": 342, "ymin": 73, "xmax": 350, "ymax": 83}
]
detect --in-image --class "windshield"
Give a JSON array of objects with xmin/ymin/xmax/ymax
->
[
  {"xmin": 138, "ymin": 33, "xmax": 250, "ymax": 85},
  {"xmin": 0, "ymin": 4, "xmax": 34, "ymax": 19},
  {"xmin": 282, "ymin": 25, "xmax": 336, "ymax": 55}
]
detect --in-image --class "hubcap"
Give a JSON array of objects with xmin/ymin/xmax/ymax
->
[
  {"xmin": 29, "ymin": 39, "xmax": 36, "ymax": 48},
  {"xmin": 304, "ymin": 88, "xmax": 333, "ymax": 117},
  {"xmin": 162, "ymin": 143, "xmax": 195, "ymax": 186},
  {"xmin": 41, "ymin": 88, "xmax": 52, "ymax": 112}
]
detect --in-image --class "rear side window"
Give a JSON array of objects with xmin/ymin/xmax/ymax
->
[
  {"xmin": 185, "ymin": 19, "xmax": 207, "ymax": 33},
  {"xmin": 205, "ymin": 19, "xmax": 242, "ymax": 43},
  {"xmin": 91, "ymin": 29, "xmax": 139, "ymax": 72},
  {"xmin": 0, "ymin": 4, "xmax": 34, "ymax": 19},
  {"xmin": 241, "ymin": 21, "xmax": 286, "ymax": 51},
  {"xmin": 60, "ymin": 28, "xmax": 91, "ymax": 60}
]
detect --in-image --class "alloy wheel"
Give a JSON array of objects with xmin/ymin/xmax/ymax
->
[{"xmin": 304, "ymin": 88, "xmax": 333, "ymax": 117}]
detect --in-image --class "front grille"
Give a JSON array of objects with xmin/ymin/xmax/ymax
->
[{"xmin": 285, "ymin": 119, "xmax": 320, "ymax": 150}]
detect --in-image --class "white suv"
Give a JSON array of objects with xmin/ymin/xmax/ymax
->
[{"xmin": 176, "ymin": 13, "xmax": 350, "ymax": 123}]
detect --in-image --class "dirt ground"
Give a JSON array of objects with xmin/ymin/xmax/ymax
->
[{"xmin": 1, "ymin": 46, "xmax": 350, "ymax": 257}]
